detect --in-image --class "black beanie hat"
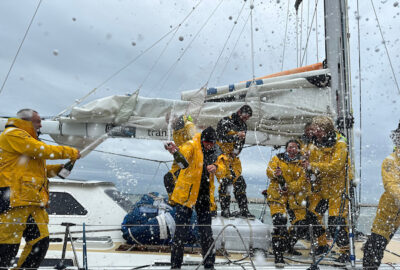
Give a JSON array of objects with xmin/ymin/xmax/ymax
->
[
  {"xmin": 239, "ymin": 105, "xmax": 253, "ymax": 116},
  {"xmin": 201, "ymin": 126, "xmax": 217, "ymax": 143}
]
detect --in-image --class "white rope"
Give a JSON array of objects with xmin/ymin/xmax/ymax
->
[
  {"xmin": 280, "ymin": 0, "xmax": 291, "ymax": 72},
  {"xmin": 194, "ymin": 224, "xmax": 256, "ymax": 270},
  {"xmin": 0, "ymin": 0, "xmax": 43, "ymax": 96},
  {"xmin": 370, "ymin": 0, "xmax": 400, "ymax": 96},
  {"xmin": 253, "ymin": 126, "xmax": 269, "ymax": 165}
]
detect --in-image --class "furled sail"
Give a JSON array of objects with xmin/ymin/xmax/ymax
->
[
  {"xmin": 0, "ymin": 66, "xmax": 334, "ymax": 149},
  {"xmin": 40, "ymin": 67, "xmax": 333, "ymax": 149}
]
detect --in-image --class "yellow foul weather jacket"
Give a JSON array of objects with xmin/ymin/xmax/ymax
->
[
  {"xmin": 217, "ymin": 154, "xmax": 242, "ymax": 183},
  {"xmin": 307, "ymin": 135, "xmax": 349, "ymax": 199},
  {"xmin": 170, "ymin": 116, "xmax": 197, "ymax": 176},
  {"xmin": 0, "ymin": 118, "xmax": 80, "ymax": 209},
  {"xmin": 171, "ymin": 133, "xmax": 227, "ymax": 208},
  {"xmin": 172, "ymin": 115, "xmax": 196, "ymax": 148},
  {"xmin": 371, "ymin": 150, "xmax": 400, "ymax": 240},
  {"xmin": 266, "ymin": 154, "xmax": 310, "ymax": 211}
]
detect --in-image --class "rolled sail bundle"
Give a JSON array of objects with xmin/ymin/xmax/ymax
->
[{"xmin": 35, "ymin": 67, "xmax": 334, "ymax": 148}]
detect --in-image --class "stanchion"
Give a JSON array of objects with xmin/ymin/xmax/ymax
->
[
  {"xmin": 307, "ymin": 224, "xmax": 320, "ymax": 270},
  {"xmin": 82, "ymin": 222, "xmax": 88, "ymax": 270},
  {"xmin": 54, "ymin": 222, "xmax": 75, "ymax": 270}
]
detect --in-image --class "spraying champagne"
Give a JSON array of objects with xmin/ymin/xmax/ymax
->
[{"xmin": 58, "ymin": 134, "xmax": 109, "ymax": 179}]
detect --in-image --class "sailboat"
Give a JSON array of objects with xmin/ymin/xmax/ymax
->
[{"xmin": 0, "ymin": 0, "xmax": 399, "ymax": 269}]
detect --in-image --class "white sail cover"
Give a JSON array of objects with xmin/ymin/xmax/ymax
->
[{"xmin": 43, "ymin": 69, "xmax": 334, "ymax": 148}]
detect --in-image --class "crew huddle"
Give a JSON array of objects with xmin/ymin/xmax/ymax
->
[
  {"xmin": 164, "ymin": 107, "xmax": 400, "ymax": 270},
  {"xmin": 265, "ymin": 116, "xmax": 353, "ymax": 267},
  {"xmin": 0, "ymin": 107, "xmax": 399, "ymax": 270}
]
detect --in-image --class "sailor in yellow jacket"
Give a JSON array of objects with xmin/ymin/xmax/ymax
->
[
  {"xmin": 0, "ymin": 109, "xmax": 80, "ymax": 270},
  {"xmin": 163, "ymin": 115, "xmax": 196, "ymax": 197},
  {"xmin": 303, "ymin": 116, "xmax": 352, "ymax": 263},
  {"xmin": 163, "ymin": 114, "xmax": 218, "ymax": 215},
  {"xmin": 363, "ymin": 123, "xmax": 400, "ymax": 270},
  {"xmin": 216, "ymin": 105, "xmax": 254, "ymax": 218},
  {"xmin": 165, "ymin": 127, "xmax": 227, "ymax": 270},
  {"xmin": 266, "ymin": 140, "xmax": 312, "ymax": 266}
]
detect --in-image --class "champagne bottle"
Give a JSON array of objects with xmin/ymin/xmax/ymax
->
[
  {"xmin": 172, "ymin": 150, "xmax": 189, "ymax": 169},
  {"xmin": 276, "ymin": 167, "xmax": 287, "ymax": 192},
  {"xmin": 57, "ymin": 160, "xmax": 76, "ymax": 179},
  {"xmin": 307, "ymin": 170, "xmax": 317, "ymax": 192},
  {"xmin": 277, "ymin": 175, "xmax": 287, "ymax": 192},
  {"xmin": 164, "ymin": 142, "xmax": 189, "ymax": 169}
]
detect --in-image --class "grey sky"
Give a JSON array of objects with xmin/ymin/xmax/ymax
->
[{"xmin": 0, "ymin": 0, "xmax": 399, "ymax": 203}]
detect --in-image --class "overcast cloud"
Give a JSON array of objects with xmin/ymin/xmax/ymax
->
[{"xmin": 0, "ymin": 0, "xmax": 399, "ymax": 203}]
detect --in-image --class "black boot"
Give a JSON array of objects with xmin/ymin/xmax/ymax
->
[
  {"xmin": 363, "ymin": 233, "xmax": 388, "ymax": 270},
  {"xmin": 219, "ymin": 178, "xmax": 232, "ymax": 218},
  {"xmin": 272, "ymin": 237, "xmax": 286, "ymax": 268},
  {"xmin": 234, "ymin": 176, "xmax": 255, "ymax": 219},
  {"xmin": 335, "ymin": 252, "xmax": 350, "ymax": 264},
  {"xmin": 286, "ymin": 233, "xmax": 302, "ymax": 256},
  {"xmin": 236, "ymin": 195, "xmax": 255, "ymax": 219},
  {"xmin": 219, "ymin": 194, "xmax": 231, "ymax": 218},
  {"xmin": 274, "ymin": 252, "xmax": 285, "ymax": 268},
  {"xmin": 314, "ymin": 245, "xmax": 329, "ymax": 256}
]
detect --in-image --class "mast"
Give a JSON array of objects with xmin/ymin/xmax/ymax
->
[{"xmin": 324, "ymin": 0, "xmax": 356, "ymax": 267}]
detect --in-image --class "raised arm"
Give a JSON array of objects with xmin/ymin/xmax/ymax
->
[
  {"xmin": 6, "ymin": 129, "xmax": 79, "ymax": 160},
  {"xmin": 382, "ymin": 156, "xmax": 400, "ymax": 205},
  {"xmin": 216, "ymin": 118, "xmax": 237, "ymax": 143},
  {"xmin": 310, "ymin": 141, "xmax": 347, "ymax": 177}
]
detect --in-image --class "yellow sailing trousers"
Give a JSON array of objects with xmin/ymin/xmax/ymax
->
[
  {"xmin": 371, "ymin": 191, "xmax": 400, "ymax": 241},
  {"xmin": 0, "ymin": 206, "xmax": 49, "ymax": 268}
]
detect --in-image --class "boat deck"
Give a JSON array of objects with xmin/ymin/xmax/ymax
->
[{"xmin": 32, "ymin": 236, "xmax": 400, "ymax": 269}]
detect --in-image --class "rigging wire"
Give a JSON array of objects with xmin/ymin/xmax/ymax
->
[
  {"xmin": 296, "ymin": 11, "xmax": 299, "ymax": 67},
  {"xmin": 54, "ymin": 1, "xmax": 203, "ymax": 118},
  {"xmin": 300, "ymin": 0, "xmax": 319, "ymax": 67},
  {"xmin": 370, "ymin": 0, "xmax": 400, "ymax": 96},
  {"xmin": 155, "ymin": 0, "xmax": 224, "ymax": 92},
  {"xmin": 0, "ymin": 0, "xmax": 43, "ymax": 96},
  {"xmin": 135, "ymin": 0, "xmax": 204, "ymax": 93},
  {"xmin": 315, "ymin": 0, "xmax": 319, "ymax": 61},
  {"xmin": 299, "ymin": 2, "xmax": 303, "ymax": 67},
  {"xmin": 249, "ymin": 0, "xmax": 256, "ymax": 81},
  {"xmin": 280, "ymin": 0, "xmax": 291, "ymax": 72},
  {"xmin": 41, "ymin": 138, "xmax": 172, "ymax": 164},
  {"xmin": 306, "ymin": 0, "xmax": 310, "ymax": 65},
  {"xmin": 205, "ymin": 0, "xmax": 247, "ymax": 85},
  {"xmin": 217, "ymin": 12, "xmax": 251, "ymax": 83},
  {"xmin": 356, "ymin": 0, "xmax": 362, "ymax": 206}
]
